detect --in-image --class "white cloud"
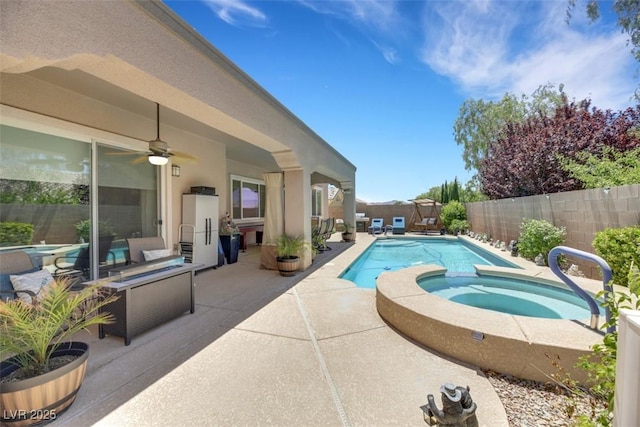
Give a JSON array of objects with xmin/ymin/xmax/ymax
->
[
  {"xmin": 297, "ymin": 0, "xmax": 404, "ymax": 63},
  {"xmin": 420, "ymin": 0, "xmax": 637, "ymax": 110},
  {"xmin": 203, "ymin": 0, "xmax": 267, "ymax": 27}
]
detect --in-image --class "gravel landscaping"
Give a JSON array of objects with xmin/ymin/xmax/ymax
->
[{"xmin": 485, "ymin": 370, "xmax": 607, "ymax": 426}]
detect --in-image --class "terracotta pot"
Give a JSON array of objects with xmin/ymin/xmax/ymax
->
[
  {"xmin": 276, "ymin": 256, "xmax": 299, "ymax": 276},
  {"xmin": 1, "ymin": 342, "xmax": 89, "ymax": 426}
]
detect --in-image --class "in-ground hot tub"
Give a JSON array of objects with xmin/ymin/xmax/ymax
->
[{"xmin": 375, "ymin": 264, "xmax": 605, "ymax": 384}]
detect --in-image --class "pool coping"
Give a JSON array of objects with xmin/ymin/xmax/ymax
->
[{"xmin": 373, "ymin": 236, "xmax": 609, "ymax": 385}]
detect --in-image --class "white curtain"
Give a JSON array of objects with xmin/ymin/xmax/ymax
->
[{"xmin": 260, "ymin": 172, "xmax": 283, "ymax": 269}]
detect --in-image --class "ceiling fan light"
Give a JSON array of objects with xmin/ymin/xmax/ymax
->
[{"xmin": 148, "ymin": 154, "xmax": 169, "ymax": 165}]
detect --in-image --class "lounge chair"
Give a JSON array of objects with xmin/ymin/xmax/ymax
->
[
  {"xmin": 368, "ymin": 218, "xmax": 384, "ymax": 235},
  {"xmin": 392, "ymin": 217, "xmax": 405, "ymax": 235}
]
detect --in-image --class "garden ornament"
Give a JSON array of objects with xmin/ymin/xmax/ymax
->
[{"xmin": 420, "ymin": 383, "xmax": 478, "ymax": 427}]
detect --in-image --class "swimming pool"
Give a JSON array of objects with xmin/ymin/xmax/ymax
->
[
  {"xmin": 340, "ymin": 237, "xmax": 520, "ymax": 288},
  {"xmin": 418, "ymin": 273, "xmax": 603, "ymax": 319}
]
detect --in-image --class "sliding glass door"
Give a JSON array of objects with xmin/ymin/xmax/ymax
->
[{"xmin": 0, "ymin": 124, "xmax": 160, "ymax": 280}]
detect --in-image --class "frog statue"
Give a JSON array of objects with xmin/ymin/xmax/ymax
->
[{"xmin": 421, "ymin": 383, "xmax": 478, "ymax": 427}]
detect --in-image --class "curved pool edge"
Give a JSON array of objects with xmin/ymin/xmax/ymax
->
[{"xmin": 375, "ymin": 265, "xmax": 603, "ymax": 385}]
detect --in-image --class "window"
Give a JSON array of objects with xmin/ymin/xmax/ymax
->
[
  {"xmin": 231, "ymin": 175, "xmax": 265, "ymax": 221},
  {"xmin": 312, "ymin": 187, "xmax": 323, "ymax": 216}
]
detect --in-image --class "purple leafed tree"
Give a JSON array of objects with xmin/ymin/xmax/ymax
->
[{"xmin": 479, "ymin": 100, "xmax": 640, "ymax": 199}]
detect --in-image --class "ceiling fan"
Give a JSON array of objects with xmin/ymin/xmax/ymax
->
[{"xmin": 107, "ymin": 102, "xmax": 197, "ymax": 165}]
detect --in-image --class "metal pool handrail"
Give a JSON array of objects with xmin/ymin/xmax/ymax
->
[{"xmin": 548, "ymin": 246, "xmax": 613, "ymax": 332}]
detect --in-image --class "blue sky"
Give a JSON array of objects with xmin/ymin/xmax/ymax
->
[{"xmin": 164, "ymin": 0, "xmax": 638, "ymax": 203}]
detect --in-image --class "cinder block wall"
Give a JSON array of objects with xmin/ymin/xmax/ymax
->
[{"xmin": 465, "ymin": 184, "xmax": 640, "ymax": 279}]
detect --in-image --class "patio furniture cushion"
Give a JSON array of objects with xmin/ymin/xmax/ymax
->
[
  {"xmin": 126, "ymin": 237, "xmax": 166, "ymax": 264},
  {"xmin": 10, "ymin": 269, "xmax": 55, "ymax": 303},
  {"xmin": 1, "ymin": 267, "xmax": 38, "ymax": 299},
  {"xmin": 143, "ymin": 249, "xmax": 172, "ymax": 261}
]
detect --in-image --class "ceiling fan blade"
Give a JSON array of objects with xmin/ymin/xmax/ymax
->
[
  {"xmin": 131, "ymin": 155, "xmax": 150, "ymax": 164},
  {"xmin": 171, "ymin": 151, "xmax": 198, "ymax": 163},
  {"xmin": 105, "ymin": 151, "xmax": 146, "ymax": 156}
]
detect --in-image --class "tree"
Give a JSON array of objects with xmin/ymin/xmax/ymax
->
[
  {"xmin": 479, "ymin": 100, "xmax": 640, "ymax": 199},
  {"xmin": 559, "ymin": 146, "xmax": 640, "ymax": 187},
  {"xmin": 449, "ymin": 177, "xmax": 460, "ymax": 202},
  {"xmin": 453, "ymin": 84, "xmax": 566, "ymax": 173}
]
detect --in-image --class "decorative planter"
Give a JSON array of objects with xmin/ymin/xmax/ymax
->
[
  {"xmin": 342, "ymin": 232, "xmax": 355, "ymax": 242},
  {"xmin": 1, "ymin": 342, "xmax": 89, "ymax": 426},
  {"xmin": 276, "ymin": 256, "xmax": 300, "ymax": 276}
]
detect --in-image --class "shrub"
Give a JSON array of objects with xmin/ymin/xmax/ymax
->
[
  {"xmin": 440, "ymin": 201, "xmax": 467, "ymax": 232},
  {"xmin": 450, "ymin": 219, "xmax": 470, "ymax": 234},
  {"xmin": 0, "ymin": 221, "xmax": 34, "ymax": 247},
  {"xmin": 518, "ymin": 219, "xmax": 566, "ymax": 265},
  {"xmin": 593, "ymin": 226, "xmax": 640, "ymax": 288}
]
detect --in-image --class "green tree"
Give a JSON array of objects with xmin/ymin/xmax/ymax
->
[
  {"xmin": 559, "ymin": 146, "xmax": 640, "ymax": 188},
  {"xmin": 449, "ymin": 177, "xmax": 460, "ymax": 202},
  {"xmin": 415, "ymin": 185, "xmax": 441, "ymax": 202},
  {"xmin": 453, "ymin": 84, "xmax": 565, "ymax": 173}
]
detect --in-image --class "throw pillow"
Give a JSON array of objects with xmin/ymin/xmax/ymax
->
[
  {"xmin": 142, "ymin": 249, "xmax": 172, "ymax": 261},
  {"xmin": 9, "ymin": 269, "xmax": 55, "ymax": 303}
]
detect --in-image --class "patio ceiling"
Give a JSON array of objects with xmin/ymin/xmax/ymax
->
[{"xmin": 26, "ymin": 67, "xmax": 279, "ymax": 171}]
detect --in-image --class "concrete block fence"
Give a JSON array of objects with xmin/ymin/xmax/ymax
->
[{"xmin": 465, "ymin": 184, "xmax": 640, "ymax": 280}]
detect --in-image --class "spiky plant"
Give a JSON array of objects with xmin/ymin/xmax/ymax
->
[{"xmin": 0, "ymin": 277, "xmax": 118, "ymax": 379}]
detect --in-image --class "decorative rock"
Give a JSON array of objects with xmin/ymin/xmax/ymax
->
[{"xmin": 567, "ymin": 264, "xmax": 585, "ymax": 277}]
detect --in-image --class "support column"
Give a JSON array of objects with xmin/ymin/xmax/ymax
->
[
  {"xmin": 284, "ymin": 168, "xmax": 312, "ymax": 270},
  {"xmin": 342, "ymin": 182, "xmax": 356, "ymax": 234}
]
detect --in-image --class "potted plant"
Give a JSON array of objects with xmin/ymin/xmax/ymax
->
[
  {"xmin": 0, "ymin": 278, "xmax": 118, "ymax": 425},
  {"xmin": 276, "ymin": 233, "xmax": 306, "ymax": 276},
  {"xmin": 341, "ymin": 223, "xmax": 355, "ymax": 242}
]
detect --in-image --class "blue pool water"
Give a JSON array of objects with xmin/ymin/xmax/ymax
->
[
  {"xmin": 340, "ymin": 238, "xmax": 519, "ymax": 289},
  {"xmin": 418, "ymin": 274, "xmax": 604, "ymax": 319}
]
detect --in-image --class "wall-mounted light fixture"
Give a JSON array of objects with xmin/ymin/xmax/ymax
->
[
  {"xmin": 545, "ymin": 194, "xmax": 550, "ymax": 199},
  {"xmin": 171, "ymin": 165, "xmax": 181, "ymax": 177},
  {"xmin": 511, "ymin": 198, "xmax": 515, "ymax": 202},
  {"xmin": 603, "ymin": 186, "xmax": 610, "ymax": 195}
]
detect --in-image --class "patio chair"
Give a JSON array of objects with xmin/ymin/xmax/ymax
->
[
  {"xmin": 54, "ymin": 236, "xmax": 116, "ymax": 280},
  {"xmin": 322, "ymin": 217, "xmax": 335, "ymax": 250},
  {"xmin": 392, "ymin": 217, "xmax": 406, "ymax": 235},
  {"xmin": 368, "ymin": 218, "xmax": 384, "ymax": 235},
  {"xmin": 126, "ymin": 237, "xmax": 168, "ymax": 264},
  {"xmin": 0, "ymin": 250, "xmax": 40, "ymax": 303}
]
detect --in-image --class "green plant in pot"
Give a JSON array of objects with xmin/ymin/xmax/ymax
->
[
  {"xmin": 276, "ymin": 233, "xmax": 306, "ymax": 276},
  {"xmin": 0, "ymin": 277, "xmax": 118, "ymax": 425},
  {"xmin": 341, "ymin": 223, "xmax": 355, "ymax": 242}
]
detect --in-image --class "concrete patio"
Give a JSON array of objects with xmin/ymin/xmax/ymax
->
[{"xmin": 57, "ymin": 232, "xmax": 509, "ymax": 426}]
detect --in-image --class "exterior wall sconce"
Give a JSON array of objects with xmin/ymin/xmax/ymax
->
[
  {"xmin": 171, "ymin": 165, "xmax": 181, "ymax": 177},
  {"xmin": 545, "ymin": 194, "xmax": 550, "ymax": 199},
  {"xmin": 603, "ymin": 186, "xmax": 610, "ymax": 194}
]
